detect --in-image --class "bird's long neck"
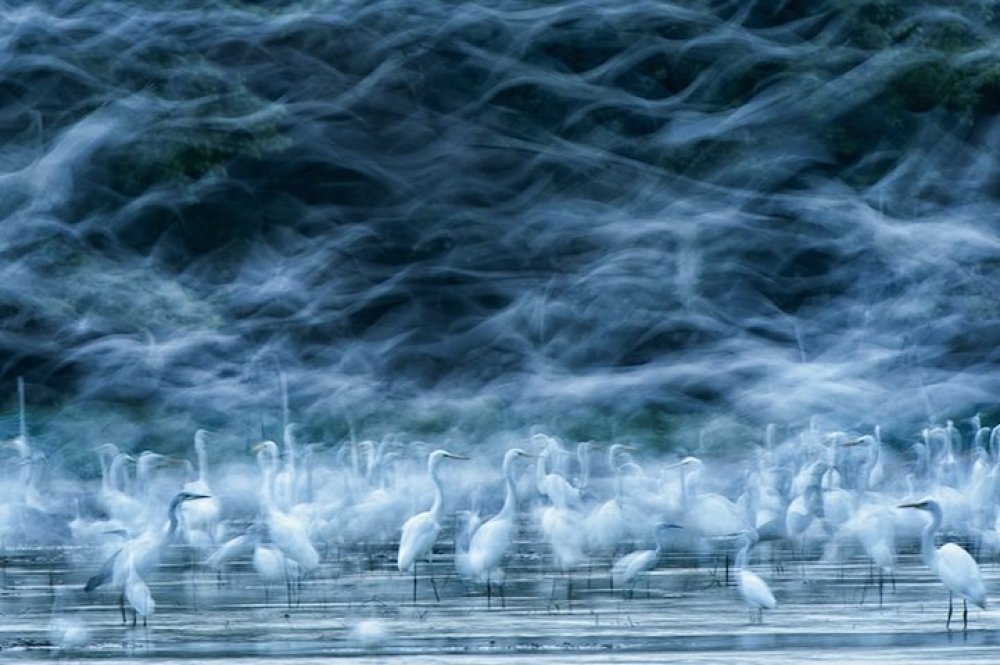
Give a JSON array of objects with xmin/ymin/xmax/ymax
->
[
  {"xmin": 499, "ymin": 458, "xmax": 518, "ymax": 520},
  {"xmin": 99, "ymin": 451, "xmax": 112, "ymax": 493},
  {"xmin": 196, "ymin": 444, "xmax": 209, "ymax": 485},
  {"xmin": 536, "ymin": 451, "xmax": 548, "ymax": 491},
  {"xmin": 429, "ymin": 458, "xmax": 445, "ymax": 521},
  {"xmin": 614, "ymin": 464, "xmax": 626, "ymax": 504},
  {"xmin": 282, "ymin": 431, "xmax": 297, "ymax": 497},
  {"xmin": 920, "ymin": 505, "xmax": 942, "ymax": 572},
  {"xmin": 259, "ymin": 453, "xmax": 276, "ymax": 514},
  {"xmin": 577, "ymin": 446, "xmax": 590, "ymax": 489},
  {"xmin": 165, "ymin": 498, "xmax": 184, "ymax": 540},
  {"xmin": 652, "ymin": 529, "xmax": 668, "ymax": 558},
  {"xmin": 110, "ymin": 455, "xmax": 130, "ymax": 494},
  {"xmin": 735, "ymin": 541, "xmax": 749, "ymax": 570},
  {"xmin": 680, "ymin": 464, "xmax": 692, "ymax": 508}
]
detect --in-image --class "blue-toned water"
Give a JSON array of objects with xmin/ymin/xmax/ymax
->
[{"xmin": 2, "ymin": 0, "xmax": 1000, "ymax": 660}]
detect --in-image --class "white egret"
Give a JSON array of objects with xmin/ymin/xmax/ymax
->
[
  {"xmin": 573, "ymin": 441, "xmax": 597, "ymax": 491},
  {"xmin": 95, "ymin": 445, "xmax": 145, "ymax": 532},
  {"xmin": 467, "ymin": 448, "xmax": 531, "ymax": 608},
  {"xmin": 585, "ymin": 444, "xmax": 634, "ymax": 555},
  {"xmin": 538, "ymin": 469, "xmax": 588, "ymax": 608},
  {"xmin": 397, "ymin": 449, "xmax": 468, "ymax": 603},
  {"xmin": 84, "ymin": 491, "xmax": 210, "ymax": 623},
  {"xmin": 123, "ymin": 551, "xmax": 154, "ymax": 626},
  {"xmin": 669, "ymin": 456, "xmax": 753, "ymax": 584},
  {"xmin": 533, "ymin": 435, "xmax": 582, "ymax": 508},
  {"xmin": 251, "ymin": 441, "xmax": 320, "ymax": 577},
  {"xmin": 585, "ymin": 444, "xmax": 635, "ymax": 593},
  {"xmin": 274, "ymin": 423, "xmax": 301, "ymax": 511},
  {"xmin": 180, "ymin": 429, "xmax": 224, "ymax": 549},
  {"xmin": 453, "ymin": 509, "xmax": 482, "ymax": 581},
  {"xmin": 612, "ymin": 523, "xmax": 682, "ymax": 598},
  {"xmin": 206, "ymin": 529, "xmax": 257, "ymax": 574},
  {"xmin": 734, "ymin": 532, "xmax": 776, "ymax": 624},
  {"xmin": 898, "ymin": 498, "xmax": 987, "ymax": 630}
]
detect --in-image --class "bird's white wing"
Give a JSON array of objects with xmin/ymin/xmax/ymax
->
[
  {"xmin": 398, "ymin": 511, "xmax": 439, "ymax": 572},
  {"xmin": 938, "ymin": 543, "xmax": 987, "ymax": 608},
  {"xmin": 739, "ymin": 569, "xmax": 777, "ymax": 609},
  {"xmin": 468, "ymin": 517, "xmax": 515, "ymax": 578}
]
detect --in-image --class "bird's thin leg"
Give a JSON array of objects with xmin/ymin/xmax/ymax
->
[
  {"xmin": 748, "ymin": 608, "xmax": 753, "ymax": 624},
  {"xmin": 284, "ymin": 565, "xmax": 292, "ymax": 610},
  {"xmin": 429, "ymin": 551, "xmax": 439, "ymax": 602},
  {"xmin": 947, "ymin": 592, "xmax": 953, "ymax": 631},
  {"xmin": 430, "ymin": 574, "xmax": 440, "ymax": 602},
  {"xmin": 143, "ymin": 614, "xmax": 147, "ymax": 628},
  {"xmin": 724, "ymin": 552, "xmax": 730, "ymax": 586},
  {"xmin": 566, "ymin": 572, "xmax": 573, "ymax": 611},
  {"xmin": 191, "ymin": 550, "xmax": 199, "ymax": 612},
  {"xmin": 609, "ymin": 557, "xmax": 614, "ymax": 597},
  {"xmin": 120, "ymin": 592, "xmax": 126, "ymax": 624},
  {"xmin": 499, "ymin": 580, "xmax": 506, "ymax": 609},
  {"xmin": 548, "ymin": 576, "xmax": 558, "ymax": 610},
  {"xmin": 964, "ymin": 599, "xmax": 968, "ymax": 632},
  {"xmin": 878, "ymin": 569, "xmax": 883, "ymax": 609},
  {"xmin": 486, "ymin": 576, "xmax": 492, "ymax": 610},
  {"xmin": 413, "ymin": 563, "xmax": 418, "ymax": 605},
  {"xmin": 132, "ymin": 609, "xmax": 137, "ymax": 627}
]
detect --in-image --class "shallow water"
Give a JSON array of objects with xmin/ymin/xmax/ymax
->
[{"xmin": 4, "ymin": 545, "xmax": 1000, "ymax": 662}]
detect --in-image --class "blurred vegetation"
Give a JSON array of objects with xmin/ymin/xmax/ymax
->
[{"xmin": 2, "ymin": 0, "xmax": 1000, "ymax": 451}]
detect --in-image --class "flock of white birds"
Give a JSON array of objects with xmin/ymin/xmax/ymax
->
[{"xmin": 1, "ymin": 385, "xmax": 997, "ymax": 634}]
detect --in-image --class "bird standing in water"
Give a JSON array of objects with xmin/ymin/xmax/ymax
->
[
  {"xmin": 84, "ymin": 491, "xmax": 210, "ymax": 624},
  {"xmin": 398, "ymin": 449, "xmax": 468, "ymax": 603},
  {"xmin": 899, "ymin": 498, "xmax": 986, "ymax": 631},
  {"xmin": 734, "ymin": 531, "xmax": 776, "ymax": 624},
  {"xmin": 467, "ymin": 448, "xmax": 532, "ymax": 608}
]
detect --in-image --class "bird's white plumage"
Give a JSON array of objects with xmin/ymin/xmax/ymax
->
[
  {"xmin": 398, "ymin": 511, "xmax": 440, "ymax": 573},
  {"xmin": 738, "ymin": 569, "xmax": 776, "ymax": 610},
  {"xmin": 938, "ymin": 542, "xmax": 986, "ymax": 608},
  {"xmin": 252, "ymin": 543, "xmax": 286, "ymax": 582},
  {"xmin": 396, "ymin": 449, "xmax": 463, "ymax": 573},
  {"xmin": 468, "ymin": 516, "xmax": 514, "ymax": 579},
  {"xmin": 124, "ymin": 554, "xmax": 155, "ymax": 618},
  {"xmin": 466, "ymin": 448, "xmax": 529, "ymax": 584},
  {"xmin": 612, "ymin": 548, "xmax": 656, "ymax": 587}
]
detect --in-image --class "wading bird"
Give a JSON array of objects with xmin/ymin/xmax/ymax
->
[
  {"xmin": 734, "ymin": 531, "xmax": 776, "ymax": 624},
  {"xmin": 397, "ymin": 449, "xmax": 468, "ymax": 603},
  {"xmin": 179, "ymin": 429, "xmax": 224, "ymax": 548},
  {"xmin": 612, "ymin": 522, "xmax": 682, "ymax": 599},
  {"xmin": 467, "ymin": 448, "xmax": 531, "ymax": 608},
  {"xmin": 898, "ymin": 498, "xmax": 986, "ymax": 631},
  {"xmin": 84, "ymin": 491, "xmax": 210, "ymax": 623},
  {"xmin": 251, "ymin": 441, "xmax": 320, "ymax": 584}
]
